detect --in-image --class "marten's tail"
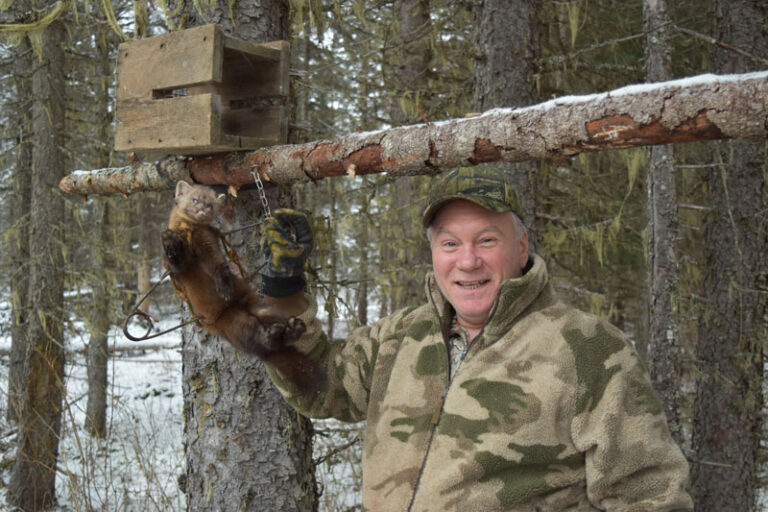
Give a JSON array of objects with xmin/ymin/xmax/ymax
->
[{"xmin": 262, "ymin": 347, "xmax": 327, "ymax": 393}]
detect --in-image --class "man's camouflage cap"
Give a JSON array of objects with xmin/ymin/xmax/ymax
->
[{"xmin": 422, "ymin": 167, "xmax": 522, "ymax": 228}]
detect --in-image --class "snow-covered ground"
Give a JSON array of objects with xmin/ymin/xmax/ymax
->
[
  {"xmin": 0, "ymin": 302, "xmax": 362, "ymax": 512},
  {"xmin": 0, "ymin": 313, "xmax": 186, "ymax": 512}
]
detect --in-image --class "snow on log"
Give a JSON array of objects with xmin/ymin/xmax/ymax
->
[
  {"xmin": 59, "ymin": 157, "xmax": 190, "ymax": 195},
  {"xmin": 60, "ymin": 71, "xmax": 768, "ymax": 196}
]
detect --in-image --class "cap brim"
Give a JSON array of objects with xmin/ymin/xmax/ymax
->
[{"xmin": 421, "ymin": 195, "xmax": 511, "ymax": 228}]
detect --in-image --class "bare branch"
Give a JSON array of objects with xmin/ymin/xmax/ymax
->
[{"xmin": 674, "ymin": 26, "xmax": 768, "ymax": 68}]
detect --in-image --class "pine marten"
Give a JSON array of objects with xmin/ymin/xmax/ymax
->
[{"xmin": 162, "ymin": 181, "xmax": 324, "ymax": 392}]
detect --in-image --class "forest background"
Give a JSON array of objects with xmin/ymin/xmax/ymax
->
[{"xmin": 0, "ymin": 0, "xmax": 766, "ymax": 510}]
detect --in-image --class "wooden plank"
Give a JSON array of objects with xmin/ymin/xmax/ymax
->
[
  {"xmin": 222, "ymin": 35, "xmax": 283, "ymax": 61},
  {"xmin": 222, "ymin": 105, "xmax": 285, "ymax": 141},
  {"xmin": 116, "ymin": 25, "xmax": 221, "ymax": 100},
  {"xmin": 217, "ymin": 134, "xmax": 283, "ymax": 152},
  {"xmin": 272, "ymin": 40, "xmax": 290, "ymax": 98},
  {"xmin": 163, "ymin": 138, "xmax": 277, "ymax": 155},
  {"xmin": 115, "ymin": 94, "xmax": 219, "ymax": 152}
]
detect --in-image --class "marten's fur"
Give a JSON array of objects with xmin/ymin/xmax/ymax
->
[{"xmin": 162, "ymin": 181, "xmax": 324, "ymax": 392}]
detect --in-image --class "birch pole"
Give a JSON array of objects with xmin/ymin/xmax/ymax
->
[{"xmin": 60, "ymin": 71, "xmax": 768, "ymax": 196}]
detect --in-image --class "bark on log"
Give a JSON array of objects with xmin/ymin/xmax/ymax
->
[
  {"xmin": 60, "ymin": 71, "xmax": 768, "ymax": 196},
  {"xmin": 59, "ymin": 157, "xmax": 190, "ymax": 195}
]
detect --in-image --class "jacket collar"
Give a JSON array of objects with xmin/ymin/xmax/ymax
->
[{"xmin": 425, "ymin": 253, "xmax": 551, "ymax": 343}]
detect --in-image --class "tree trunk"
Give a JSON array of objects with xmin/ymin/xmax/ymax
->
[
  {"xmin": 85, "ymin": 201, "xmax": 112, "ymax": 438},
  {"xmin": 387, "ymin": 0, "xmax": 433, "ymax": 312},
  {"xmin": 327, "ymin": 180, "xmax": 338, "ymax": 339},
  {"xmin": 137, "ymin": 195, "xmax": 153, "ymax": 314},
  {"xmin": 173, "ymin": 3, "xmax": 317, "ymax": 511},
  {"xmin": 8, "ymin": 15, "xmax": 67, "ymax": 511},
  {"xmin": 473, "ymin": 0, "xmax": 541, "ymax": 241},
  {"xmin": 691, "ymin": 1, "xmax": 768, "ymax": 509},
  {"xmin": 357, "ymin": 178, "xmax": 370, "ymax": 327},
  {"xmin": 84, "ymin": 22, "xmax": 118, "ymax": 439},
  {"xmin": 7, "ymin": 35, "xmax": 33, "ymax": 424},
  {"xmin": 355, "ymin": 41, "xmax": 373, "ymax": 329},
  {"xmin": 643, "ymin": 0, "xmax": 683, "ymax": 446},
  {"xmin": 388, "ymin": 0, "xmax": 432, "ymax": 126}
]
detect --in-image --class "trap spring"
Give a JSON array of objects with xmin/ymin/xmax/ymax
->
[{"xmin": 122, "ymin": 270, "xmax": 201, "ymax": 342}]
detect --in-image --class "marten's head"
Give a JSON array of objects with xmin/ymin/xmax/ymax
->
[{"xmin": 174, "ymin": 181, "xmax": 226, "ymax": 225}]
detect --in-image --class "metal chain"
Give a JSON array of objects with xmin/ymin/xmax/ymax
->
[{"xmin": 250, "ymin": 169, "xmax": 272, "ymax": 218}]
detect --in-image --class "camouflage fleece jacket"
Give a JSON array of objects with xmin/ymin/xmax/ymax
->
[{"xmin": 267, "ymin": 255, "xmax": 694, "ymax": 511}]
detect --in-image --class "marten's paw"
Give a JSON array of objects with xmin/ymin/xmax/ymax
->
[
  {"xmin": 260, "ymin": 318, "xmax": 305, "ymax": 350},
  {"xmin": 252, "ymin": 320, "xmax": 324, "ymax": 393},
  {"xmin": 260, "ymin": 322, "xmax": 285, "ymax": 351},
  {"xmin": 162, "ymin": 229, "xmax": 185, "ymax": 267},
  {"xmin": 283, "ymin": 317, "xmax": 306, "ymax": 344}
]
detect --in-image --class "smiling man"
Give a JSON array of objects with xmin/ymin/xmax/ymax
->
[
  {"xmin": 427, "ymin": 198, "xmax": 529, "ymax": 339},
  {"xmin": 261, "ymin": 167, "xmax": 694, "ymax": 511}
]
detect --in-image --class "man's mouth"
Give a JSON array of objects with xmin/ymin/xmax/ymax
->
[{"xmin": 456, "ymin": 280, "xmax": 489, "ymax": 290}]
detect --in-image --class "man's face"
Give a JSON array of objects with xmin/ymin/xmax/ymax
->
[{"xmin": 429, "ymin": 200, "xmax": 529, "ymax": 333}]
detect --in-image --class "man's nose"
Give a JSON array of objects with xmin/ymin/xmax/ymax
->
[{"xmin": 456, "ymin": 246, "xmax": 481, "ymax": 270}]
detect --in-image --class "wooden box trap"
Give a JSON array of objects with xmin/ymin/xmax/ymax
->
[{"xmin": 114, "ymin": 24, "xmax": 289, "ymax": 155}]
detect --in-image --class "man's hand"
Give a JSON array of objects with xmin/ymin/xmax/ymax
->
[{"xmin": 259, "ymin": 208, "xmax": 313, "ymax": 298}]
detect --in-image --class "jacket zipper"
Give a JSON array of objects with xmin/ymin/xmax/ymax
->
[{"xmin": 406, "ymin": 327, "xmax": 476, "ymax": 512}]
